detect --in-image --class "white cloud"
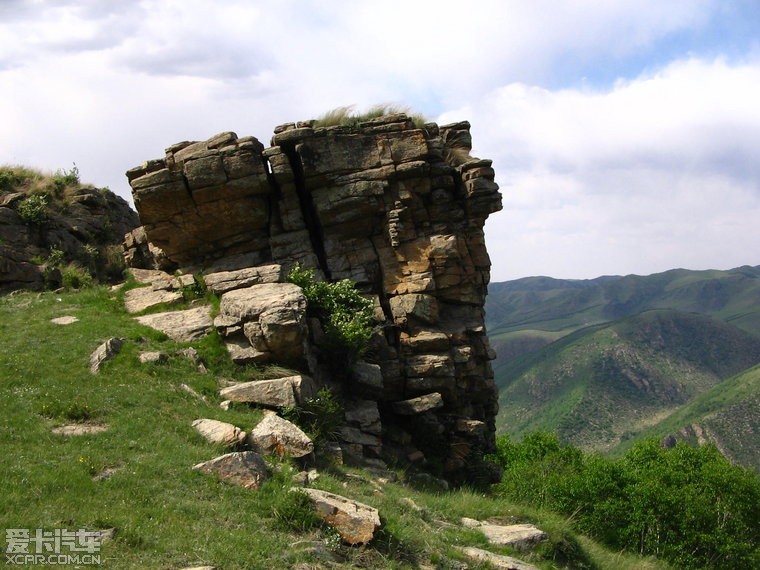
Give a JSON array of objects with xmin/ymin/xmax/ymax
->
[
  {"xmin": 1, "ymin": 0, "xmax": 758, "ymax": 281},
  {"xmin": 464, "ymin": 58, "xmax": 760, "ymax": 279}
]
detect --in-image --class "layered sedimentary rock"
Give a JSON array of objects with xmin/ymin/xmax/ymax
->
[{"xmin": 125, "ymin": 114, "xmax": 502, "ymax": 482}]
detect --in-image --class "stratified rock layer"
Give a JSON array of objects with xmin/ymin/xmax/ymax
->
[{"xmin": 125, "ymin": 114, "xmax": 502, "ymax": 482}]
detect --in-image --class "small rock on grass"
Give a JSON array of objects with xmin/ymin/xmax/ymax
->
[
  {"xmin": 51, "ymin": 316, "xmax": 78, "ymax": 325},
  {"xmin": 192, "ymin": 451, "xmax": 269, "ymax": 490},
  {"xmin": 90, "ymin": 337, "xmax": 124, "ymax": 374},
  {"xmin": 51, "ymin": 424, "xmax": 109, "ymax": 436}
]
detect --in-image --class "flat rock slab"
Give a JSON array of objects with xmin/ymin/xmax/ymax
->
[
  {"xmin": 129, "ymin": 268, "xmax": 173, "ymax": 285},
  {"xmin": 192, "ymin": 451, "xmax": 269, "ymax": 490},
  {"xmin": 297, "ymin": 488, "xmax": 381, "ymax": 545},
  {"xmin": 135, "ymin": 306, "xmax": 212, "ymax": 342},
  {"xmin": 203, "ymin": 264, "xmax": 284, "ymax": 294},
  {"xmin": 51, "ymin": 316, "xmax": 78, "ymax": 325},
  {"xmin": 90, "ymin": 337, "xmax": 124, "ymax": 374},
  {"xmin": 248, "ymin": 414, "xmax": 313, "ymax": 458},
  {"xmin": 139, "ymin": 351, "xmax": 168, "ymax": 364},
  {"xmin": 124, "ymin": 286, "xmax": 182, "ymax": 313},
  {"xmin": 462, "ymin": 519, "xmax": 547, "ymax": 549},
  {"xmin": 218, "ymin": 375, "xmax": 317, "ymax": 409},
  {"xmin": 192, "ymin": 418, "xmax": 246, "ymax": 447},
  {"xmin": 391, "ymin": 392, "xmax": 444, "ymax": 415},
  {"xmin": 52, "ymin": 424, "xmax": 109, "ymax": 436},
  {"xmin": 457, "ymin": 547, "xmax": 539, "ymax": 570}
]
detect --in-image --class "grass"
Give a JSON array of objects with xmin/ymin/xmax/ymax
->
[
  {"xmin": 312, "ymin": 104, "xmax": 427, "ymax": 129},
  {"xmin": 0, "ymin": 286, "xmax": 676, "ymax": 568}
]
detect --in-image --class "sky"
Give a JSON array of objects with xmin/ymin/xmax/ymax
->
[{"xmin": 1, "ymin": 0, "xmax": 759, "ymax": 281}]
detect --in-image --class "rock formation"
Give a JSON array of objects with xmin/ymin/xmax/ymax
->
[
  {"xmin": 0, "ymin": 184, "xmax": 138, "ymax": 293},
  {"xmin": 125, "ymin": 113, "xmax": 502, "ymax": 483}
]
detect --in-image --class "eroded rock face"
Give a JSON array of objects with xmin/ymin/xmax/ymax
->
[{"xmin": 126, "ymin": 114, "xmax": 502, "ymax": 483}]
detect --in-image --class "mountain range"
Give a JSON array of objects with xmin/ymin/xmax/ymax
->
[{"xmin": 486, "ymin": 266, "xmax": 760, "ymax": 470}]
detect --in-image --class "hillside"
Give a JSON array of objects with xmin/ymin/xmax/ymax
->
[
  {"xmin": 612, "ymin": 364, "xmax": 760, "ymax": 470},
  {"xmin": 495, "ymin": 309, "xmax": 760, "ymax": 454},
  {"xmin": 0, "ymin": 285, "xmax": 672, "ymax": 570},
  {"xmin": 486, "ymin": 266, "xmax": 760, "ymax": 363}
]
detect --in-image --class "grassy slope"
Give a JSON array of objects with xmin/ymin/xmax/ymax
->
[
  {"xmin": 496, "ymin": 310, "xmax": 760, "ymax": 456},
  {"xmin": 0, "ymin": 286, "xmax": 670, "ymax": 569}
]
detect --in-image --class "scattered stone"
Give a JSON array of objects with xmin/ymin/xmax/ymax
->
[
  {"xmin": 192, "ymin": 418, "xmax": 246, "ymax": 447},
  {"xmin": 457, "ymin": 547, "xmax": 539, "ymax": 570},
  {"xmin": 138, "ymin": 351, "xmax": 167, "ymax": 364},
  {"xmin": 52, "ymin": 424, "xmax": 109, "ymax": 436},
  {"xmin": 124, "ymin": 286, "xmax": 182, "ymax": 313},
  {"xmin": 218, "ymin": 375, "xmax": 316, "ymax": 409},
  {"xmin": 247, "ymin": 414, "xmax": 313, "ymax": 458},
  {"xmin": 177, "ymin": 347, "xmax": 207, "ymax": 372},
  {"xmin": 391, "ymin": 392, "xmax": 444, "ymax": 415},
  {"xmin": 192, "ymin": 451, "xmax": 269, "ymax": 489},
  {"xmin": 219, "ymin": 400, "xmax": 232, "ymax": 411},
  {"xmin": 462, "ymin": 520, "xmax": 548, "ymax": 549},
  {"xmin": 180, "ymin": 383, "xmax": 209, "ymax": 404},
  {"xmin": 89, "ymin": 337, "xmax": 124, "ymax": 374},
  {"xmin": 296, "ymin": 488, "xmax": 381, "ymax": 545},
  {"xmin": 51, "ymin": 316, "xmax": 78, "ymax": 325},
  {"xmin": 135, "ymin": 306, "xmax": 213, "ymax": 341}
]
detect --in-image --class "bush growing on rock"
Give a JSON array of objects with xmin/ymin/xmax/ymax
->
[
  {"xmin": 286, "ymin": 264, "xmax": 374, "ymax": 363},
  {"xmin": 16, "ymin": 193, "xmax": 50, "ymax": 223}
]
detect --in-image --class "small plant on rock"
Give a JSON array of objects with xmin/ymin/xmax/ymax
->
[
  {"xmin": 286, "ymin": 264, "xmax": 374, "ymax": 364},
  {"xmin": 16, "ymin": 193, "xmax": 50, "ymax": 224}
]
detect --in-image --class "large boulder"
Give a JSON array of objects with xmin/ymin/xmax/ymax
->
[
  {"xmin": 297, "ymin": 488, "xmax": 381, "ymax": 545},
  {"xmin": 135, "ymin": 306, "xmax": 213, "ymax": 341},
  {"xmin": 218, "ymin": 375, "xmax": 317, "ymax": 409},
  {"xmin": 215, "ymin": 283, "xmax": 308, "ymax": 364},
  {"xmin": 247, "ymin": 413, "xmax": 313, "ymax": 458}
]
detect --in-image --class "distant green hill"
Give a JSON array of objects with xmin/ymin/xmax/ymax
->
[
  {"xmin": 495, "ymin": 309, "xmax": 760, "ymax": 456},
  {"xmin": 486, "ymin": 266, "xmax": 760, "ymax": 363},
  {"xmin": 612, "ymin": 364, "xmax": 760, "ymax": 471}
]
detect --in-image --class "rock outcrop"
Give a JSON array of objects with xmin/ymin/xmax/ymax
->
[
  {"xmin": 125, "ymin": 113, "xmax": 502, "ymax": 483},
  {"xmin": 0, "ymin": 184, "xmax": 138, "ymax": 293}
]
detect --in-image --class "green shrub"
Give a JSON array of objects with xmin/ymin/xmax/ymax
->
[
  {"xmin": 286, "ymin": 264, "xmax": 374, "ymax": 364},
  {"xmin": 16, "ymin": 193, "xmax": 49, "ymax": 223},
  {"xmin": 491, "ymin": 433, "xmax": 760, "ymax": 569},
  {"xmin": 61, "ymin": 263, "xmax": 93, "ymax": 290},
  {"xmin": 47, "ymin": 247, "xmax": 64, "ymax": 267}
]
